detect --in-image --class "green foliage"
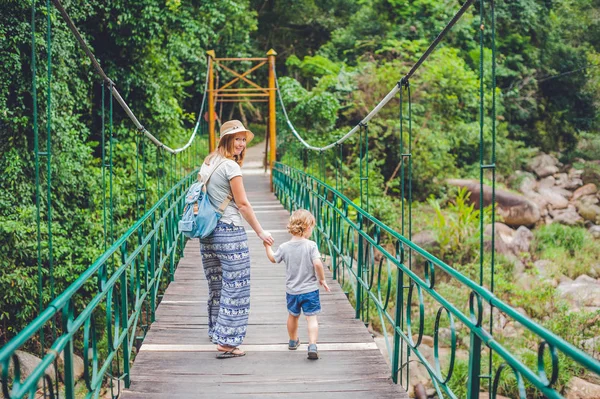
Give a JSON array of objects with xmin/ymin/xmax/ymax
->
[
  {"xmin": 534, "ymin": 224, "xmax": 600, "ymax": 279},
  {"xmin": 427, "ymin": 188, "xmax": 491, "ymax": 263},
  {"xmin": 535, "ymin": 224, "xmax": 585, "ymax": 254},
  {"xmin": 0, "ymin": 0, "xmax": 254, "ymax": 343}
]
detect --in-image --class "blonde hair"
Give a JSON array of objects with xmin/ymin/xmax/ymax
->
[
  {"xmin": 287, "ymin": 209, "xmax": 316, "ymax": 237},
  {"xmin": 204, "ymin": 133, "xmax": 246, "ymax": 167}
]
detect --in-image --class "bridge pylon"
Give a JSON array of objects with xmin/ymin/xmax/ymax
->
[{"xmin": 206, "ymin": 49, "xmax": 277, "ymax": 189}]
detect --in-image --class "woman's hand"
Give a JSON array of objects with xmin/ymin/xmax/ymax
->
[{"xmin": 258, "ymin": 230, "xmax": 274, "ymax": 245}]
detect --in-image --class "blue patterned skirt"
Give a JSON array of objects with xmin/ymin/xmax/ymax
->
[{"xmin": 200, "ymin": 222, "xmax": 250, "ymax": 347}]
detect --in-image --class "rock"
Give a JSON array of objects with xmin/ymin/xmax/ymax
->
[
  {"xmin": 524, "ymin": 190, "xmax": 549, "ymax": 214},
  {"xmin": 590, "ymin": 225, "xmax": 600, "ymax": 239},
  {"xmin": 447, "ymin": 179, "xmax": 540, "ymax": 226},
  {"xmin": 414, "ymin": 334, "xmax": 434, "ymax": 347},
  {"xmin": 573, "ymin": 184, "xmax": 598, "ymax": 201},
  {"xmin": 555, "ymin": 173, "xmax": 569, "ymax": 187},
  {"xmin": 569, "ymin": 168, "xmax": 585, "ymax": 179},
  {"xmin": 538, "ymin": 176, "xmax": 556, "ymax": 189},
  {"xmin": 557, "ymin": 276, "xmax": 600, "ymax": 308},
  {"xmin": 414, "ymin": 383, "xmax": 428, "ymax": 399},
  {"xmin": 533, "ymin": 260, "xmax": 560, "ymax": 279},
  {"xmin": 57, "ymin": 352, "xmax": 85, "ymax": 381},
  {"xmin": 579, "ymin": 194, "xmax": 600, "ymax": 206},
  {"xmin": 565, "ymin": 178, "xmax": 585, "ymax": 190},
  {"xmin": 512, "ymin": 226, "xmax": 533, "ymax": 253},
  {"xmin": 518, "ymin": 172, "xmax": 538, "ymax": 193},
  {"xmin": 577, "ymin": 203, "xmax": 600, "ymax": 224},
  {"xmin": 412, "ymin": 230, "xmax": 439, "ymax": 253},
  {"xmin": 565, "ymin": 376, "xmax": 600, "ymax": 399},
  {"xmin": 538, "ymin": 188, "xmax": 569, "ymax": 209},
  {"xmin": 580, "ymin": 336, "xmax": 600, "ymax": 360},
  {"xmin": 0, "ymin": 350, "xmax": 57, "ymax": 390},
  {"xmin": 528, "ymin": 153, "xmax": 560, "ymax": 178},
  {"xmin": 550, "ymin": 205, "xmax": 584, "ymax": 226}
]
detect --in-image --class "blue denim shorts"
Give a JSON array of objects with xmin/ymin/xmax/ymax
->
[{"xmin": 286, "ymin": 289, "xmax": 321, "ymax": 316}]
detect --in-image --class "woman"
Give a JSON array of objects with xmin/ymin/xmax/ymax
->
[{"xmin": 199, "ymin": 119, "xmax": 274, "ymax": 359}]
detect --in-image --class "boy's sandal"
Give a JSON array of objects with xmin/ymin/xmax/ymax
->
[
  {"xmin": 307, "ymin": 344, "xmax": 319, "ymax": 360},
  {"xmin": 216, "ymin": 347, "xmax": 246, "ymax": 359},
  {"xmin": 288, "ymin": 339, "xmax": 300, "ymax": 350}
]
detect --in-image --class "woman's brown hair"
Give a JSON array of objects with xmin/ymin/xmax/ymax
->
[{"xmin": 204, "ymin": 133, "xmax": 246, "ymax": 166}]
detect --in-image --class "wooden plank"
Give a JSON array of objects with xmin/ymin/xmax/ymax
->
[{"xmin": 122, "ymin": 167, "xmax": 407, "ymax": 398}]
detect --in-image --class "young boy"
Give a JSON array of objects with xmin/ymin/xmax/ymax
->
[{"xmin": 264, "ymin": 209, "xmax": 330, "ymax": 360}]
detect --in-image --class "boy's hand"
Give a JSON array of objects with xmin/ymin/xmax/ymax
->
[
  {"xmin": 320, "ymin": 280, "xmax": 331, "ymax": 292},
  {"xmin": 263, "ymin": 241, "xmax": 271, "ymax": 248}
]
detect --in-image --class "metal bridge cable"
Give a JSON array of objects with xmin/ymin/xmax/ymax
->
[
  {"xmin": 51, "ymin": 0, "xmax": 208, "ymax": 155},
  {"xmin": 275, "ymin": 68, "xmax": 399, "ymax": 152},
  {"xmin": 402, "ymin": 0, "xmax": 474, "ymax": 82},
  {"xmin": 274, "ymin": 0, "xmax": 474, "ymax": 152}
]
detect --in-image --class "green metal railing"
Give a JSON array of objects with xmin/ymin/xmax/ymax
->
[
  {"xmin": 273, "ymin": 163, "xmax": 600, "ymax": 398},
  {"xmin": 1, "ymin": 171, "xmax": 197, "ymax": 398},
  {"xmin": 272, "ymin": 0, "xmax": 600, "ymax": 396},
  {"xmin": 0, "ymin": 0, "xmax": 210, "ymax": 397}
]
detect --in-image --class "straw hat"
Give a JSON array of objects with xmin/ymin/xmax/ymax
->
[{"xmin": 218, "ymin": 120, "xmax": 254, "ymax": 145}]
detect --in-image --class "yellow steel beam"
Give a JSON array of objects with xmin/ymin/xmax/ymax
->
[
  {"xmin": 268, "ymin": 49, "xmax": 277, "ymax": 191},
  {"xmin": 216, "ymin": 62, "xmax": 265, "ymax": 92},
  {"xmin": 218, "ymin": 61, "xmax": 267, "ymax": 91},
  {"xmin": 215, "ymin": 57, "xmax": 268, "ymax": 61}
]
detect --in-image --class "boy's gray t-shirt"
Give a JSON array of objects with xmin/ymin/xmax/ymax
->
[
  {"xmin": 199, "ymin": 156, "xmax": 243, "ymax": 226},
  {"xmin": 273, "ymin": 239, "xmax": 321, "ymax": 295}
]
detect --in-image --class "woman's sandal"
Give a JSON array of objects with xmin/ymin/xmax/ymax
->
[{"xmin": 216, "ymin": 347, "xmax": 246, "ymax": 359}]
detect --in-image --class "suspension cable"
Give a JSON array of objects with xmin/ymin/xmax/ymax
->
[{"xmin": 51, "ymin": 0, "xmax": 208, "ymax": 154}]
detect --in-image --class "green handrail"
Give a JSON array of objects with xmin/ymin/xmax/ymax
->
[
  {"xmin": 0, "ymin": 170, "xmax": 197, "ymax": 398},
  {"xmin": 273, "ymin": 162, "xmax": 600, "ymax": 398}
]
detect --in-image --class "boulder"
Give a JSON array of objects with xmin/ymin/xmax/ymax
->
[
  {"xmin": 0, "ymin": 350, "xmax": 56, "ymax": 390},
  {"xmin": 483, "ymin": 223, "xmax": 532, "ymax": 259},
  {"xmin": 549, "ymin": 205, "xmax": 584, "ymax": 226},
  {"xmin": 577, "ymin": 203, "xmax": 600, "ymax": 224},
  {"xmin": 580, "ymin": 336, "xmax": 600, "ymax": 361},
  {"xmin": 447, "ymin": 179, "xmax": 540, "ymax": 226},
  {"xmin": 528, "ymin": 153, "xmax": 560, "ymax": 178},
  {"xmin": 533, "ymin": 260, "xmax": 561, "ymax": 279},
  {"xmin": 512, "ymin": 226, "xmax": 534, "ymax": 253},
  {"xmin": 538, "ymin": 188, "xmax": 569, "ymax": 209},
  {"xmin": 538, "ymin": 176, "xmax": 556, "ymax": 189},
  {"xmin": 579, "ymin": 195, "xmax": 600, "ymax": 206},
  {"xmin": 57, "ymin": 352, "xmax": 85, "ymax": 381},
  {"xmin": 573, "ymin": 183, "xmax": 598, "ymax": 201},
  {"xmin": 565, "ymin": 376, "xmax": 600, "ymax": 399},
  {"xmin": 412, "ymin": 230, "xmax": 439, "ymax": 254},
  {"xmin": 590, "ymin": 225, "xmax": 600, "ymax": 239},
  {"xmin": 518, "ymin": 172, "xmax": 538, "ymax": 193},
  {"xmin": 557, "ymin": 275, "xmax": 600, "ymax": 308}
]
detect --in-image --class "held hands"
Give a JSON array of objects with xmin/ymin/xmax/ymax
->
[
  {"xmin": 258, "ymin": 230, "xmax": 274, "ymax": 246},
  {"xmin": 320, "ymin": 280, "xmax": 331, "ymax": 292}
]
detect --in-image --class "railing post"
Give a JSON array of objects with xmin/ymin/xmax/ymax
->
[
  {"xmin": 392, "ymin": 251, "xmax": 404, "ymax": 384},
  {"xmin": 467, "ymin": 331, "xmax": 482, "ymax": 398},
  {"xmin": 120, "ymin": 242, "xmax": 131, "ymax": 387},
  {"xmin": 150, "ymin": 215, "xmax": 157, "ymax": 322},
  {"xmin": 355, "ymin": 217, "xmax": 363, "ymax": 319},
  {"xmin": 267, "ymin": 49, "xmax": 277, "ymax": 191},
  {"xmin": 207, "ymin": 50, "xmax": 216, "ymax": 153},
  {"xmin": 62, "ymin": 302, "xmax": 75, "ymax": 398}
]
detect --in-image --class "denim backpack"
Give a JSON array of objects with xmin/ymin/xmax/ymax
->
[{"xmin": 178, "ymin": 160, "xmax": 232, "ymax": 239}]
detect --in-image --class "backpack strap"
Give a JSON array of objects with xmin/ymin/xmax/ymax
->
[{"xmin": 203, "ymin": 159, "xmax": 235, "ymax": 215}]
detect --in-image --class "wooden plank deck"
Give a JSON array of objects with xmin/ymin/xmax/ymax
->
[{"xmin": 122, "ymin": 149, "xmax": 407, "ymax": 398}]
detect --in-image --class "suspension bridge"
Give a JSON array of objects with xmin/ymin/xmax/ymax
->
[{"xmin": 1, "ymin": 0, "xmax": 599, "ymax": 398}]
